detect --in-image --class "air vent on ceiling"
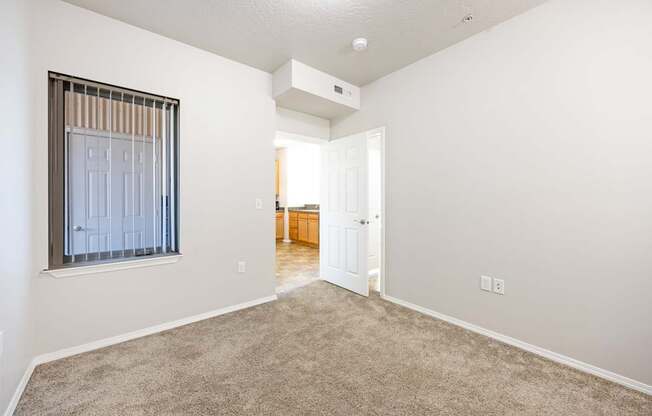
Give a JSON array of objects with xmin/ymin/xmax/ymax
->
[{"xmin": 272, "ymin": 60, "xmax": 360, "ymax": 119}]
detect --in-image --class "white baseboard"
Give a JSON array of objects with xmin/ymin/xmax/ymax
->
[
  {"xmin": 381, "ymin": 294, "xmax": 651, "ymax": 396},
  {"xmin": 3, "ymin": 294, "xmax": 277, "ymax": 416},
  {"xmin": 3, "ymin": 359, "xmax": 36, "ymax": 416},
  {"xmin": 34, "ymin": 294, "xmax": 277, "ymax": 365}
]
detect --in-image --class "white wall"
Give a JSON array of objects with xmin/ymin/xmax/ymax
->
[
  {"xmin": 29, "ymin": 0, "xmax": 277, "ymax": 356},
  {"xmin": 285, "ymin": 143, "xmax": 321, "ymax": 207},
  {"xmin": 0, "ymin": 1, "xmax": 36, "ymax": 412},
  {"xmin": 276, "ymin": 107, "xmax": 330, "ymax": 140},
  {"xmin": 332, "ymin": 0, "xmax": 652, "ymax": 385}
]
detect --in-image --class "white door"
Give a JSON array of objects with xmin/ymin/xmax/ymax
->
[
  {"xmin": 320, "ymin": 132, "xmax": 369, "ymax": 296},
  {"xmin": 67, "ymin": 131, "xmax": 159, "ymax": 259},
  {"xmin": 68, "ymin": 132, "xmax": 112, "ymax": 257},
  {"xmin": 112, "ymin": 136, "xmax": 159, "ymax": 255}
]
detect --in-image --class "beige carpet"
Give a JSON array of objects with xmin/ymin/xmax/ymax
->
[{"xmin": 16, "ymin": 282, "xmax": 651, "ymax": 415}]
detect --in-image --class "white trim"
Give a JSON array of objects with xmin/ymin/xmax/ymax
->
[
  {"xmin": 3, "ymin": 294, "xmax": 277, "ymax": 416},
  {"xmin": 41, "ymin": 254, "xmax": 182, "ymax": 278},
  {"xmin": 3, "ymin": 359, "xmax": 36, "ymax": 416},
  {"xmin": 381, "ymin": 294, "xmax": 651, "ymax": 396},
  {"xmin": 362, "ymin": 126, "xmax": 387, "ymax": 297},
  {"xmin": 377, "ymin": 127, "xmax": 387, "ymax": 298}
]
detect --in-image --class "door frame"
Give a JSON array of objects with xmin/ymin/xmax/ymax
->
[
  {"xmin": 272, "ymin": 127, "xmax": 387, "ymax": 297},
  {"xmin": 377, "ymin": 127, "xmax": 387, "ymax": 298},
  {"xmin": 374, "ymin": 127, "xmax": 387, "ymax": 298}
]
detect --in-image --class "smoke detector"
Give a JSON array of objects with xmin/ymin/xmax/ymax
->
[{"xmin": 352, "ymin": 37, "xmax": 368, "ymax": 52}]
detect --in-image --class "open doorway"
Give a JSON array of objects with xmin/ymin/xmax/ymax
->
[
  {"xmin": 274, "ymin": 133, "xmax": 322, "ymax": 294},
  {"xmin": 274, "ymin": 128, "xmax": 385, "ymax": 297}
]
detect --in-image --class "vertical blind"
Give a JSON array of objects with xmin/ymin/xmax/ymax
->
[
  {"xmin": 48, "ymin": 73, "xmax": 180, "ymax": 268},
  {"xmin": 64, "ymin": 88, "xmax": 165, "ymax": 136}
]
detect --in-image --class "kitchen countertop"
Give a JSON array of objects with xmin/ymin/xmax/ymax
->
[{"xmin": 277, "ymin": 207, "xmax": 320, "ymax": 213}]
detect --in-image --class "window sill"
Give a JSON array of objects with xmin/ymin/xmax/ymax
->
[{"xmin": 42, "ymin": 254, "xmax": 182, "ymax": 278}]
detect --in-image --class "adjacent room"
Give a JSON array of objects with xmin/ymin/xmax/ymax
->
[
  {"xmin": 274, "ymin": 130, "xmax": 383, "ymax": 295},
  {"xmin": 2, "ymin": 0, "xmax": 651, "ymax": 415},
  {"xmin": 274, "ymin": 133, "xmax": 322, "ymax": 293}
]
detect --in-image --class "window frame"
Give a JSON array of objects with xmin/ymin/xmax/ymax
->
[{"xmin": 47, "ymin": 72, "xmax": 181, "ymax": 270}]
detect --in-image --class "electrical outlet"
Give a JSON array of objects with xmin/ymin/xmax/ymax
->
[
  {"xmin": 255, "ymin": 198, "xmax": 263, "ymax": 209},
  {"xmin": 480, "ymin": 276, "xmax": 492, "ymax": 292},
  {"xmin": 493, "ymin": 278, "xmax": 505, "ymax": 295},
  {"xmin": 237, "ymin": 261, "xmax": 246, "ymax": 273}
]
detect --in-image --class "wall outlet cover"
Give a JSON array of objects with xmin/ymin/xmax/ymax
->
[
  {"xmin": 493, "ymin": 278, "xmax": 505, "ymax": 295},
  {"xmin": 480, "ymin": 276, "xmax": 492, "ymax": 292}
]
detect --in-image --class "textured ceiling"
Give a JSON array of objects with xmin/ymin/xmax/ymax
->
[{"xmin": 64, "ymin": 0, "xmax": 548, "ymax": 86}]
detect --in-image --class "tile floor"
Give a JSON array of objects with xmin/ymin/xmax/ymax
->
[
  {"xmin": 275, "ymin": 240, "xmax": 379, "ymax": 294},
  {"xmin": 275, "ymin": 241, "xmax": 320, "ymax": 293}
]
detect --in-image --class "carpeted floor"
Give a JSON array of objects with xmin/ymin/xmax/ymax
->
[{"xmin": 16, "ymin": 282, "xmax": 651, "ymax": 415}]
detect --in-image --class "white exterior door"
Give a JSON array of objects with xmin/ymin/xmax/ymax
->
[
  {"xmin": 113, "ymin": 137, "xmax": 158, "ymax": 255},
  {"xmin": 67, "ymin": 131, "xmax": 159, "ymax": 258},
  {"xmin": 68, "ymin": 132, "xmax": 111, "ymax": 256},
  {"xmin": 320, "ymin": 132, "xmax": 369, "ymax": 296}
]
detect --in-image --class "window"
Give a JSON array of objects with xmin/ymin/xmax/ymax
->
[{"xmin": 48, "ymin": 72, "xmax": 180, "ymax": 269}]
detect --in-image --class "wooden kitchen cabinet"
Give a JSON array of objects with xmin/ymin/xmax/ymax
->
[
  {"xmin": 298, "ymin": 215, "xmax": 309, "ymax": 242},
  {"xmin": 289, "ymin": 211, "xmax": 298, "ymax": 240},
  {"xmin": 275, "ymin": 212, "xmax": 283, "ymax": 240},
  {"xmin": 290, "ymin": 211, "xmax": 319, "ymax": 247},
  {"xmin": 307, "ymin": 216, "xmax": 319, "ymax": 245}
]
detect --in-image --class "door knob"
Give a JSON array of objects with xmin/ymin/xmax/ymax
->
[
  {"xmin": 355, "ymin": 219, "xmax": 369, "ymax": 225},
  {"xmin": 73, "ymin": 225, "xmax": 84, "ymax": 231}
]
